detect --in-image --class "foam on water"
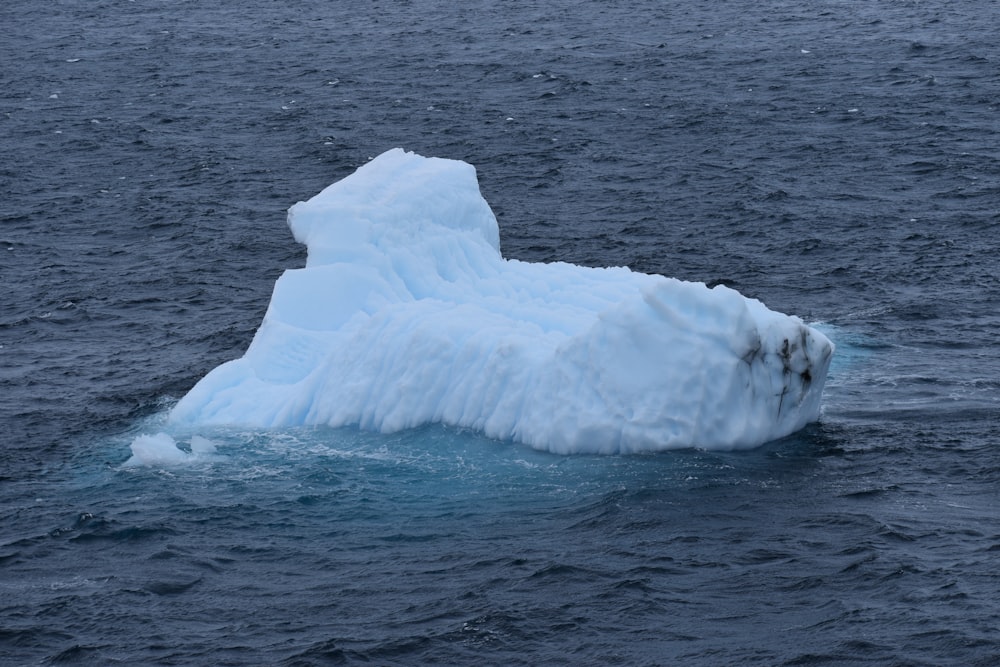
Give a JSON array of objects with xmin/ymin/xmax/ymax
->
[{"xmin": 163, "ymin": 149, "xmax": 833, "ymax": 453}]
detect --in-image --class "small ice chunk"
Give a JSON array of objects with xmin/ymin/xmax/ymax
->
[
  {"xmin": 123, "ymin": 433, "xmax": 221, "ymax": 467},
  {"xmin": 189, "ymin": 435, "xmax": 218, "ymax": 455}
]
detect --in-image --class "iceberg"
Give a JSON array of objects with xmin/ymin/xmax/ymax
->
[{"xmin": 169, "ymin": 148, "xmax": 833, "ymax": 453}]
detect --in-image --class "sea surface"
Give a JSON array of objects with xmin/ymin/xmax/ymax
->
[{"xmin": 3, "ymin": 0, "xmax": 999, "ymax": 664}]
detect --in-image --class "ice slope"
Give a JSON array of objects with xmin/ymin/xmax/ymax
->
[{"xmin": 168, "ymin": 148, "xmax": 834, "ymax": 453}]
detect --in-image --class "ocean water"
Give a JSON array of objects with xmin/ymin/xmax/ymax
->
[{"xmin": 2, "ymin": 0, "xmax": 999, "ymax": 664}]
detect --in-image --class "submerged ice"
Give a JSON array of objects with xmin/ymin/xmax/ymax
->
[{"xmin": 167, "ymin": 148, "xmax": 833, "ymax": 454}]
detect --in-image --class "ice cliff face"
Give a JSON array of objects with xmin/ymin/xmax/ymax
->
[{"xmin": 169, "ymin": 148, "xmax": 833, "ymax": 453}]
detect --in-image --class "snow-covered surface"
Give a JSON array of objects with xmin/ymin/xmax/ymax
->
[{"xmin": 167, "ymin": 148, "xmax": 833, "ymax": 453}]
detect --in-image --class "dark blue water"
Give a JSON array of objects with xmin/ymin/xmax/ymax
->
[{"xmin": 3, "ymin": 1, "xmax": 999, "ymax": 664}]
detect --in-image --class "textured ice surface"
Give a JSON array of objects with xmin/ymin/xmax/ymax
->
[{"xmin": 169, "ymin": 149, "xmax": 833, "ymax": 453}]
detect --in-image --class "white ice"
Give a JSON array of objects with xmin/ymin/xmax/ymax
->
[
  {"xmin": 165, "ymin": 148, "xmax": 833, "ymax": 454},
  {"xmin": 123, "ymin": 433, "xmax": 221, "ymax": 467}
]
